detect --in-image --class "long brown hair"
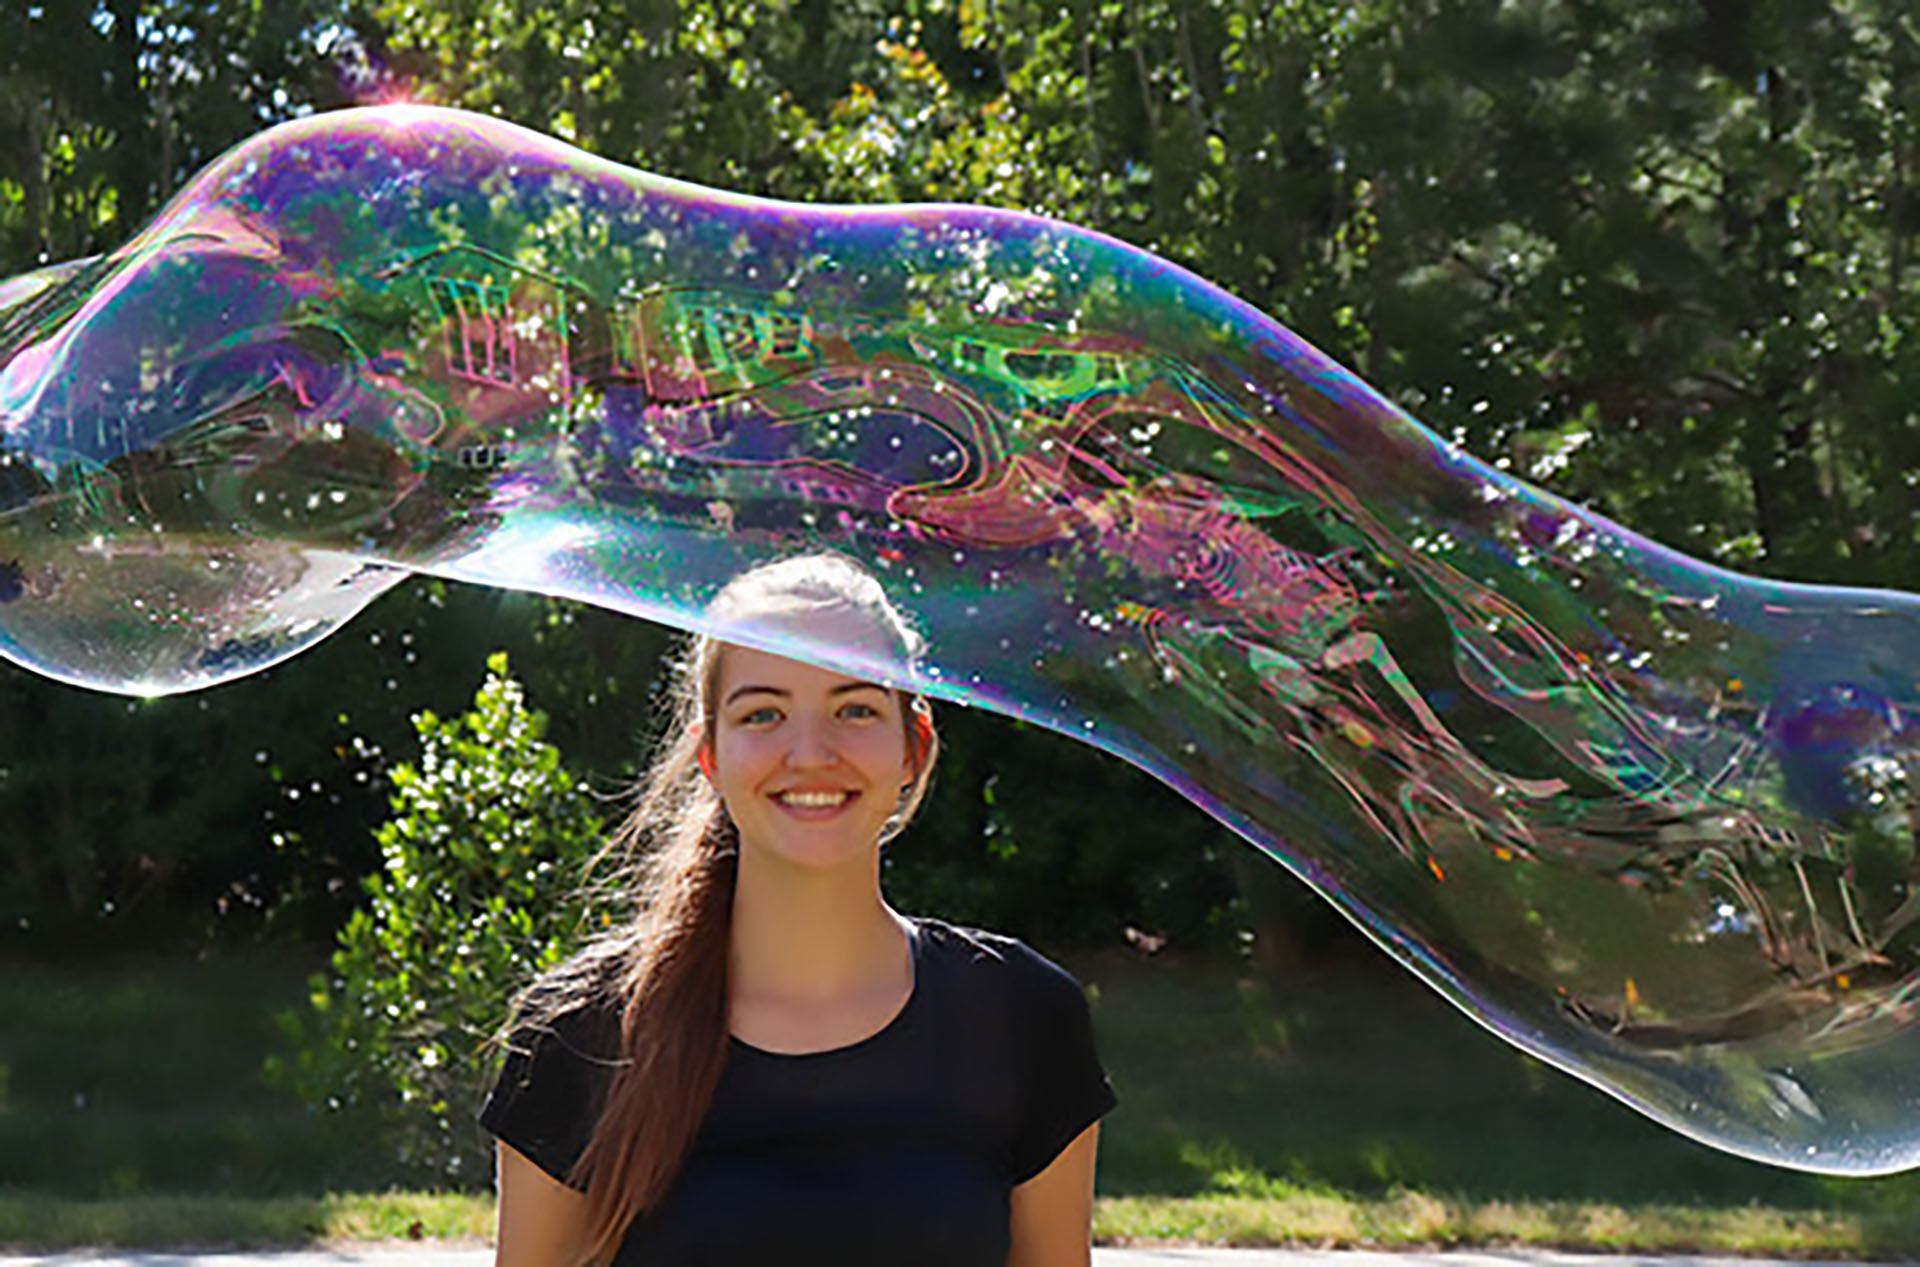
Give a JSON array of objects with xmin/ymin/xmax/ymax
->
[{"xmin": 510, "ymin": 553, "xmax": 940, "ymax": 1262}]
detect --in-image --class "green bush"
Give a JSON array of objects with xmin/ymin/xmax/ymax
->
[{"xmin": 267, "ymin": 653, "xmax": 604, "ymax": 1186}]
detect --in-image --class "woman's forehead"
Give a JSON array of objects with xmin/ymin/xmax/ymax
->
[
  {"xmin": 714, "ymin": 643, "xmax": 889, "ymax": 696},
  {"xmin": 708, "ymin": 598, "xmax": 911, "ymax": 682}
]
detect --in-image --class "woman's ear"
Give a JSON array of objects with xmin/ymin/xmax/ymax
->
[
  {"xmin": 693, "ymin": 722, "xmax": 715, "ymax": 782},
  {"xmin": 906, "ymin": 697, "xmax": 935, "ymax": 774}
]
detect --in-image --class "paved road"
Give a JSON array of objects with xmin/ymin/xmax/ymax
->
[{"xmin": 0, "ymin": 1250, "xmax": 1898, "ymax": 1267}]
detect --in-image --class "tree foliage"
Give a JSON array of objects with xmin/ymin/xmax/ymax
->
[
  {"xmin": 3, "ymin": 0, "xmax": 1919, "ymax": 960},
  {"xmin": 268, "ymin": 653, "xmax": 603, "ymax": 1182},
  {"xmin": 0, "ymin": 0, "xmax": 358, "ymax": 265}
]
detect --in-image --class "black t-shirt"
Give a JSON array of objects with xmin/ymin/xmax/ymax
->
[{"xmin": 479, "ymin": 917, "xmax": 1117, "ymax": 1266}]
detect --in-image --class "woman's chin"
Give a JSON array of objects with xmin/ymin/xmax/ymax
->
[{"xmin": 740, "ymin": 830, "xmax": 884, "ymax": 875}]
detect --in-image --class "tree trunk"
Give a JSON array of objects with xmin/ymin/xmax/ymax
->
[
  {"xmin": 107, "ymin": 0, "xmax": 155, "ymax": 232},
  {"xmin": 22, "ymin": 89, "xmax": 47, "ymax": 259},
  {"xmin": 1227, "ymin": 847, "xmax": 1311, "ymax": 978}
]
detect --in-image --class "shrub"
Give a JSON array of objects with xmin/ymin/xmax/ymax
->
[{"xmin": 267, "ymin": 652, "xmax": 605, "ymax": 1185}]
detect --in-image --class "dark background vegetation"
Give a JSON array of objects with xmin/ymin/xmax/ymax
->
[
  {"xmin": 7, "ymin": 0, "xmax": 1918, "ymax": 962},
  {"xmin": 3, "ymin": 0, "xmax": 1919, "ymax": 1216}
]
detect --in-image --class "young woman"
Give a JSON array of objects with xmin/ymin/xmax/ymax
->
[{"xmin": 482, "ymin": 553, "xmax": 1115, "ymax": 1266}]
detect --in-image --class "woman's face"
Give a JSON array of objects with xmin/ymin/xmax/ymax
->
[{"xmin": 705, "ymin": 642, "xmax": 917, "ymax": 873}]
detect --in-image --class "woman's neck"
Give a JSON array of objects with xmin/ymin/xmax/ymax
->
[{"xmin": 727, "ymin": 857, "xmax": 911, "ymax": 1003}]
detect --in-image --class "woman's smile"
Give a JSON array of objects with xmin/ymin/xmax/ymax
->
[{"xmin": 776, "ymin": 788, "xmax": 856, "ymax": 813}]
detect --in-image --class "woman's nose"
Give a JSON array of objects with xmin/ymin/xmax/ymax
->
[{"xmin": 782, "ymin": 717, "xmax": 839, "ymax": 766}]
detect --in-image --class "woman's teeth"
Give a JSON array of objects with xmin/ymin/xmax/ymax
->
[{"xmin": 780, "ymin": 790, "xmax": 849, "ymax": 808}]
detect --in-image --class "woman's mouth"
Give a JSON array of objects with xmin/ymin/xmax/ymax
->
[{"xmin": 776, "ymin": 789, "xmax": 854, "ymax": 811}]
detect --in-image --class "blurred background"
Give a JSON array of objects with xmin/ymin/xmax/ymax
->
[{"xmin": 3, "ymin": 0, "xmax": 1920, "ymax": 1246}]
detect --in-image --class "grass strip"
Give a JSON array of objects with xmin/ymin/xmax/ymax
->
[
  {"xmin": 3, "ymin": 1190, "xmax": 1918, "ymax": 1258},
  {"xmin": 1096, "ymin": 1192, "xmax": 1920, "ymax": 1258},
  {"xmin": 0, "ymin": 1192, "xmax": 493, "ymax": 1250}
]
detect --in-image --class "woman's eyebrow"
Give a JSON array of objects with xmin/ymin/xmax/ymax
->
[{"xmin": 722, "ymin": 681, "xmax": 886, "ymax": 706}]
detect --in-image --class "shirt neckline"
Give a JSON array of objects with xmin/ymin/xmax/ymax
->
[{"xmin": 728, "ymin": 917, "xmax": 925, "ymax": 1060}]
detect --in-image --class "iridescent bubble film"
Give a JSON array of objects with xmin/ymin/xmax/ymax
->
[{"xmin": 4, "ymin": 106, "xmax": 1919, "ymax": 1174}]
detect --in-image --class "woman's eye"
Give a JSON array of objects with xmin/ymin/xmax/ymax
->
[
  {"xmin": 840, "ymin": 701, "xmax": 881, "ymax": 720},
  {"xmin": 740, "ymin": 707, "xmax": 780, "ymax": 725}
]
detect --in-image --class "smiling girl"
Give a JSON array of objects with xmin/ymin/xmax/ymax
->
[{"xmin": 482, "ymin": 553, "xmax": 1115, "ymax": 1266}]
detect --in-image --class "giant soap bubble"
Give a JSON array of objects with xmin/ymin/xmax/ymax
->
[{"xmin": 4, "ymin": 105, "xmax": 1920, "ymax": 1174}]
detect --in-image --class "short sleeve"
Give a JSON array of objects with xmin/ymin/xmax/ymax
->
[
  {"xmin": 478, "ymin": 996, "xmax": 622, "ymax": 1190},
  {"xmin": 1005, "ymin": 943, "xmax": 1117, "ymax": 1183}
]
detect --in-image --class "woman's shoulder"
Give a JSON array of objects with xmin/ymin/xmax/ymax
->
[
  {"xmin": 910, "ymin": 916, "xmax": 1088, "ymax": 1006},
  {"xmin": 503, "ymin": 944, "xmax": 628, "ymax": 1062}
]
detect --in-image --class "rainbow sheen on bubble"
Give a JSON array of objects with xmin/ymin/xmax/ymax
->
[{"xmin": 4, "ymin": 105, "xmax": 1920, "ymax": 1174}]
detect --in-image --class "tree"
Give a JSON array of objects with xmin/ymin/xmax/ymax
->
[
  {"xmin": 0, "ymin": 0, "xmax": 359, "ymax": 265},
  {"xmin": 10, "ymin": 0, "xmax": 1920, "ymax": 960},
  {"xmin": 268, "ymin": 653, "xmax": 603, "ymax": 1182}
]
